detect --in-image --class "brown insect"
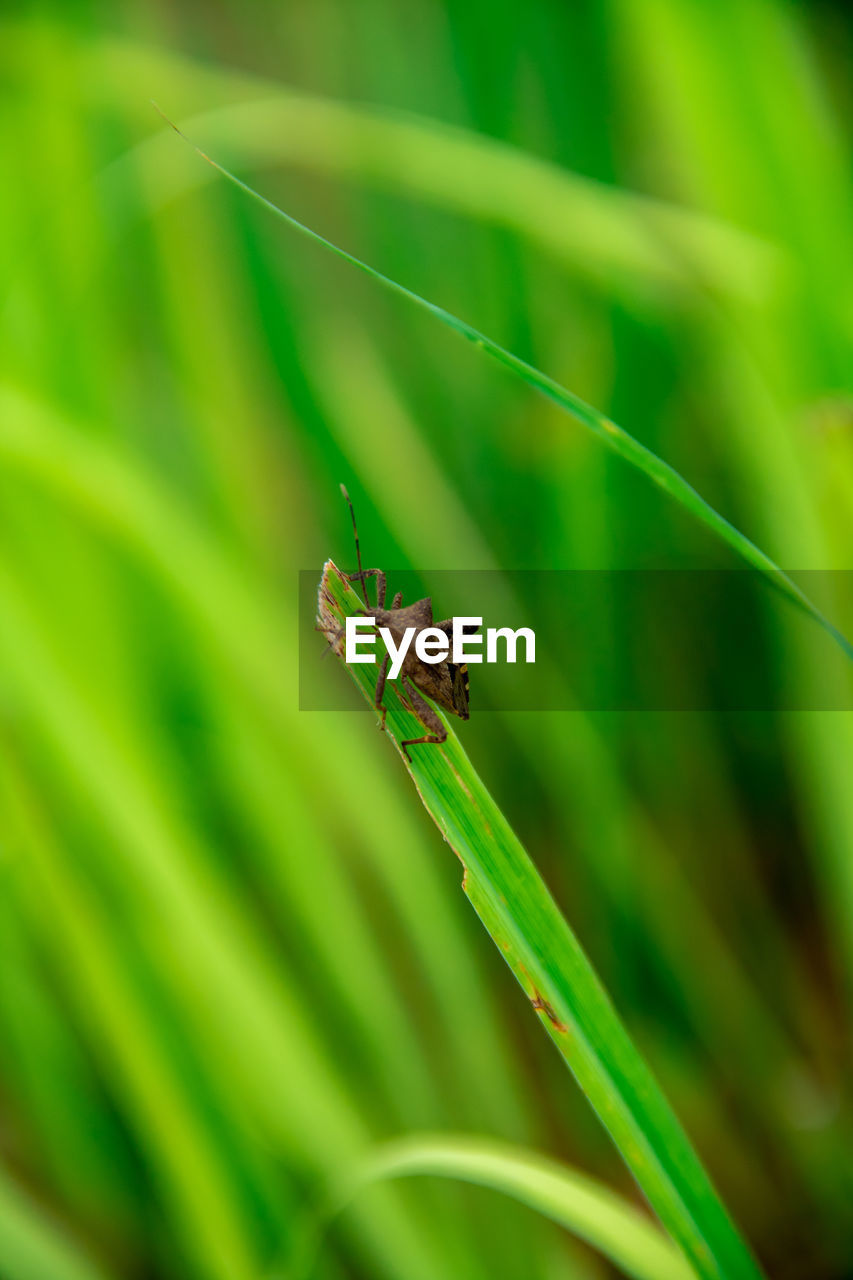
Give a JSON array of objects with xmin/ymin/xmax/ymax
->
[{"xmin": 340, "ymin": 485, "xmax": 469, "ymax": 761}]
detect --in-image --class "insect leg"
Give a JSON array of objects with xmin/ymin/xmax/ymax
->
[
  {"xmin": 314, "ymin": 622, "xmax": 343, "ymax": 659},
  {"xmin": 346, "ymin": 567, "xmax": 387, "ymax": 608},
  {"xmin": 374, "ymin": 650, "xmax": 391, "ymax": 730},
  {"xmin": 374, "ymin": 600, "xmax": 403, "ymax": 728},
  {"xmin": 399, "ymin": 679, "xmax": 447, "ymax": 761}
]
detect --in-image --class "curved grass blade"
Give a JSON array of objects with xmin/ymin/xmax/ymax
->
[
  {"xmin": 157, "ymin": 112, "xmax": 853, "ymax": 663},
  {"xmin": 310, "ymin": 1133, "xmax": 699, "ymax": 1280},
  {"xmin": 317, "ymin": 562, "xmax": 765, "ymax": 1280}
]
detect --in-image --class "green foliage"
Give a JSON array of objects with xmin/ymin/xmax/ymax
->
[{"xmin": 180, "ymin": 127, "xmax": 850, "ymax": 661}]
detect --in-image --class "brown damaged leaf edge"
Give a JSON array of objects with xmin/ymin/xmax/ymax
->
[
  {"xmin": 519, "ymin": 960, "xmax": 569, "ymax": 1034},
  {"xmin": 317, "ymin": 559, "xmax": 473, "ymax": 873},
  {"xmin": 315, "ymin": 559, "xmax": 766, "ymax": 1280},
  {"xmin": 531, "ymin": 990, "xmax": 569, "ymax": 1034}
]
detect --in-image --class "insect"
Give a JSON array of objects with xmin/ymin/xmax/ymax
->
[{"xmin": 339, "ymin": 485, "xmax": 469, "ymax": 761}]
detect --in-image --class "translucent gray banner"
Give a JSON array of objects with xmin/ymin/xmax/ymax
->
[{"xmin": 299, "ymin": 569, "xmax": 853, "ymax": 711}]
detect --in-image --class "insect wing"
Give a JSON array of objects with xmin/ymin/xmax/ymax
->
[{"xmin": 449, "ymin": 662, "xmax": 470, "ymax": 719}]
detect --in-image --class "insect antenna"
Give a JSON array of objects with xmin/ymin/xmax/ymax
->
[{"xmin": 340, "ymin": 483, "xmax": 370, "ymax": 607}]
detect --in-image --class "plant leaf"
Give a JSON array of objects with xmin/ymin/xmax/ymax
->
[
  {"xmin": 160, "ymin": 115, "xmax": 853, "ymax": 663},
  {"xmin": 318, "ymin": 1134, "xmax": 699, "ymax": 1280},
  {"xmin": 316, "ymin": 562, "xmax": 765, "ymax": 1280}
]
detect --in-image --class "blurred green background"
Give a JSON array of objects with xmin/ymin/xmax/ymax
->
[{"xmin": 2, "ymin": 1, "xmax": 853, "ymax": 1277}]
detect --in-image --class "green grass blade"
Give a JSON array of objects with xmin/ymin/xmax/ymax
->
[
  {"xmin": 324, "ymin": 1134, "xmax": 698, "ymax": 1280},
  {"xmin": 160, "ymin": 118, "xmax": 853, "ymax": 663},
  {"xmin": 84, "ymin": 45, "xmax": 781, "ymax": 304},
  {"xmin": 317, "ymin": 562, "xmax": 765, "ymax": 1280}
]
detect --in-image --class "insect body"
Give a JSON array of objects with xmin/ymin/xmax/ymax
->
[{"xmin": 341, "ymin": 485, "xmax": 469, "ymax": 761}]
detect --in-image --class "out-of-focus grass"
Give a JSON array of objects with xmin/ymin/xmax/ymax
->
[
  {"xmin": 298, "ymin": 1134, "xmax": 699, "ymax": 1280},
  {"xmin": 0, "ymin": 1156, "xmax": 114, "ymax": 1280},
  {"xmin": 1, "ymin": 3, "xmax": 853, "ymax": 1279},
  {"xmin": 168, "ymin": 128, "xmax": 851, "ymax": 664}
]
